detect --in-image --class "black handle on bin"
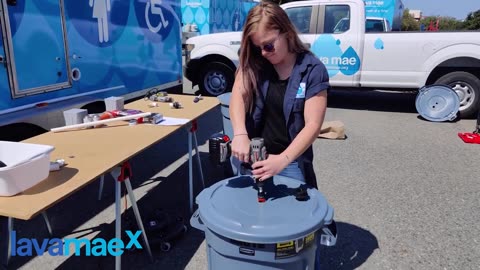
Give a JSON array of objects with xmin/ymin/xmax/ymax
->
[{"xmin": 190, "ymin": 209, "xmax": 206, "ymax": 232}]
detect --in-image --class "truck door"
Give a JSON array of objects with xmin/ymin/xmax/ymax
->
[
  {"xmin": 284, "ymin": 5, "xmax": 320, "ymax": 55},
  {"xmin": 0, "ymin": 0, "xmax": 70, "ymax": 98},
  {"xmin": 311, "ymin": 3, "xmax": 363, "ymax": 87}
]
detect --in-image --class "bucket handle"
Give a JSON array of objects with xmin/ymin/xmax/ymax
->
[
  {"xmin": 319, "ymin": 220, "xmax": 337, "ymax": 247},
  {"xmin": 190, "ymin": 209, "xmax": 206, "ymax": 232}
]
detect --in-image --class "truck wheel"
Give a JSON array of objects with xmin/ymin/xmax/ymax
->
[
  {"xmin": 435, "ymin": 71, "xmax": 480, "ymax": 118},
  {"xmin": 199, "ymin": 62, "xmax": 234, "ymax": 96}
]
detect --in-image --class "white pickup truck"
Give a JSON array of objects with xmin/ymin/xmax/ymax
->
[{"xmin": 183, "ymin": 0, "xmax": 480, "ymax": 117}]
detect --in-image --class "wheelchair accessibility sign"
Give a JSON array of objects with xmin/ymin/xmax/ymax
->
[
  {"xmin": 135, "ymin": 0, "xmax": 178, "ymax": 42},
  {"xmin": 145, "ymin": 0, "xmax": 169, "ymax": 33}
]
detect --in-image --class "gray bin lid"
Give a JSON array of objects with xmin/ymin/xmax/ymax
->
[
  {"xmin": 195, "ymin": 175, "xmax": 334, "ymax": 243},
  {"xmin": 415, "ymin": 84, "xmax": 460, "ymax": 122}
]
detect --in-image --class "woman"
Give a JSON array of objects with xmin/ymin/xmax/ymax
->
[{"xmin": 229, "ymin": 1, "xmax": 329, "ymax": 189}]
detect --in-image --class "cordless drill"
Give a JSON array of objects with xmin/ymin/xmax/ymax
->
[
  {"xmin": 208, "ymin": 135, "xmax": 268, "ymax": 202},
  {"xmin": 249, "ymin": 138, "xmax": 268, "ymax": 203}
]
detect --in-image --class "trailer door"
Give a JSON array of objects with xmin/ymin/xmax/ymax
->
[
  {"xmin": 0, "ymin": 17, "xmax": 8, "ymax": 93},
  {"xmin": 0, "ymin": 0, "xmax": 70, "ymax": 98}
]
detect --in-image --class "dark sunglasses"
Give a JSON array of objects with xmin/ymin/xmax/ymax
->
[{"xmin": 253, "ymin": 34, "xmax": 280, "ymax": 53}]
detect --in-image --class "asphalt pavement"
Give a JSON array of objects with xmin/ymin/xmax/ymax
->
[{"xmin": 1, "ymin": 85, "xmax": 479, "ymax": 270}]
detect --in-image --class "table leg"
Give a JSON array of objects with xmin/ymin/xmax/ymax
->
[
  {"xmin": 124, "ymin": 178, "xmax": 153, "ymax": 261},
  {"xmin": 114, "ymin": 178, "xmax": 122, "ymax": 270},
  {"xmin": 98, "ymin": 174, "xmax": 105, "ymax": 201},
  {"xmin": 6, "ymin": 217, "xmax": 13, "ymax": 267},
  {"xmin": 111, "ymin": 162, "xmax": 152, "ymax": 269},
  {"xmin": 188, "ymin": 130, "xmax": 193, "ymax": 213},
  {"xmin": 192, "ymin": 130, "xmax": 205, "ymax": 189},
  {"xmin": 41, "ymin": 212, "xmax": 53, "ymax": 236}
]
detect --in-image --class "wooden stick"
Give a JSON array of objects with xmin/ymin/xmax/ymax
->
[{"xmin": 51, "ymin": 112, "xmax": 152, "ymax": 133}]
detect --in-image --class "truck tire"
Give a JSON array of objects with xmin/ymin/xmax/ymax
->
[
  {"xmin": 435, "ymin": 71, "xmax": 480, "ymax": 118},
  {"xmin": 199, "ymin": 62, "xmax": 234, "ymax": 96}
]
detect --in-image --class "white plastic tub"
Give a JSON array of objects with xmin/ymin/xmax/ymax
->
[{"xmin": 0, "ymin": 141, "xmax": 55, "ymax": 196}]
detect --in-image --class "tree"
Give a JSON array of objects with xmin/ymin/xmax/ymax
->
[
  {"xmin": 401, "ymin": 9, "xmax": 419, "ymax": 31},
  {"xmin": 463, "ymin": 10, "xmax": 480, "ymax": 30},
  {"xmin": 420, "ymin": 16, "xmax": 463, "ymax": 31},
  {"xmin": 438, "ymin": 17, "xmax": 463, "ymax": 30}
]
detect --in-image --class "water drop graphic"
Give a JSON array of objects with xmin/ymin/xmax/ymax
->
[
  {"xmin": 215, "ymin": 8, "xmax": 222, "ymax": 25},
  {"xmin": 339, "ymin": 46, "xmax": 361, "ymax": 76},
  {"xmin": 195, "ymin": 7, "xmax": 207, "ymax": 25},
  {"xmin": 201, "ymin": 23, "xmax": 209, "ymax": 34},
  {"xmin": 183, "ymin": 7, "xmax": 194, "ymax": 23},
  {"xmin": 312, "ymin": 35, "xmax": 343, "ymax": 77},
  {"xmin": 223, "ymin": 9, "xmax": 230, "ymax": 26},
  {"xmin": 374, "ymin": 38, "xmax": 384, "ymax": 50}
]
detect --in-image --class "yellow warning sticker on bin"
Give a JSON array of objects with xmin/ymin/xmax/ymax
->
[
  {"xmin": 275, "ymin": 233, "xmax": 315, "ymax": 259},
  {"xmin": 276, "ymin": 241, "xmax": 294, "ymax": 249},
  {"xmin": 276, "ymin": 241, "xmax": 295, "ymax": 259},
  {"xmin": 305, "ymin": 233, "xmax": 315, "ymax": 245}
]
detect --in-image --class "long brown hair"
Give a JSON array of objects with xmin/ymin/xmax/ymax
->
[{"xmin": 238, "ymin": 1, "xmax": 309, "ymax": 111}]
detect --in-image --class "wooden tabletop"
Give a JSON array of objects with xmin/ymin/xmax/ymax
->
[{"xmin": 0, "ymin": 94, "xmax": 219, "ymax": 220}]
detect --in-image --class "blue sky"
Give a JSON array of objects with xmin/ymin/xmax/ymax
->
[{"xmin": 401, "ymin": 0, "xmax": 479, "ymax": 20}]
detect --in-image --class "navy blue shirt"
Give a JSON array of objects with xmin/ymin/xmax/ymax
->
[{"xmin": 247, "ymin": 52, "xmax": 330, "ymax": 188}]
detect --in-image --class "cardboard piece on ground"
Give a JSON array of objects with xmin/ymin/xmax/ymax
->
[{"xmin": 318, "ymin": 121, "xmax": 346, "ymax": 140}]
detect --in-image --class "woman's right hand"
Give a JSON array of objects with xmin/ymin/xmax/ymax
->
[{"xmin": 231, "ymin": 135, "xmax": 251, "ymax": 163}]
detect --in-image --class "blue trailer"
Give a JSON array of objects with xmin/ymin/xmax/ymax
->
[
  {"xmin": 0, "ymin": 0, "xmax": 183, "ymax": 140},
  {"xmin": 364, "ymin": 0, "xmax": 404, "ymax": 31}
]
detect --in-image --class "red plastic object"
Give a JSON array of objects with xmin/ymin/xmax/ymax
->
[
  {"xmin": 190, "ymin": 119, "xmax": 198, "ymax": 132},
  {"xmin": 458, "ymin": 132, "xmax": 480, "ymax": 144},
  {"xmin": 117, "ymin": 162, "xmax": 132, "ymax": 182}
]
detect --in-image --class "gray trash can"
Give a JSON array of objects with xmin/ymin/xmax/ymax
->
[
  {"xmin": 217, "ymin": 93, "xmax": 233, "ymax": 139},
  {"xmin": 191, "ymin": 175, "xmax": 335, "ymax": 270},
  {"xmin": 217, "ymin": 93, "xmax": 241, "ymax": 174}
]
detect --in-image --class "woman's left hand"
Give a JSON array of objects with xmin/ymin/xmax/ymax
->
[{"xmin": 251, "ymin": 154, "xmax": 290, "ymax": 181}]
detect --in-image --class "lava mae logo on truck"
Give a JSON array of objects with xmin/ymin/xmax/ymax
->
[
  {"xmin": 9, "ymin": 231, "xmax": 142, "ymax": 257},
  {"xmin": 312, "ymin": 35, "xmax": 361, "ymax": 77}
]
